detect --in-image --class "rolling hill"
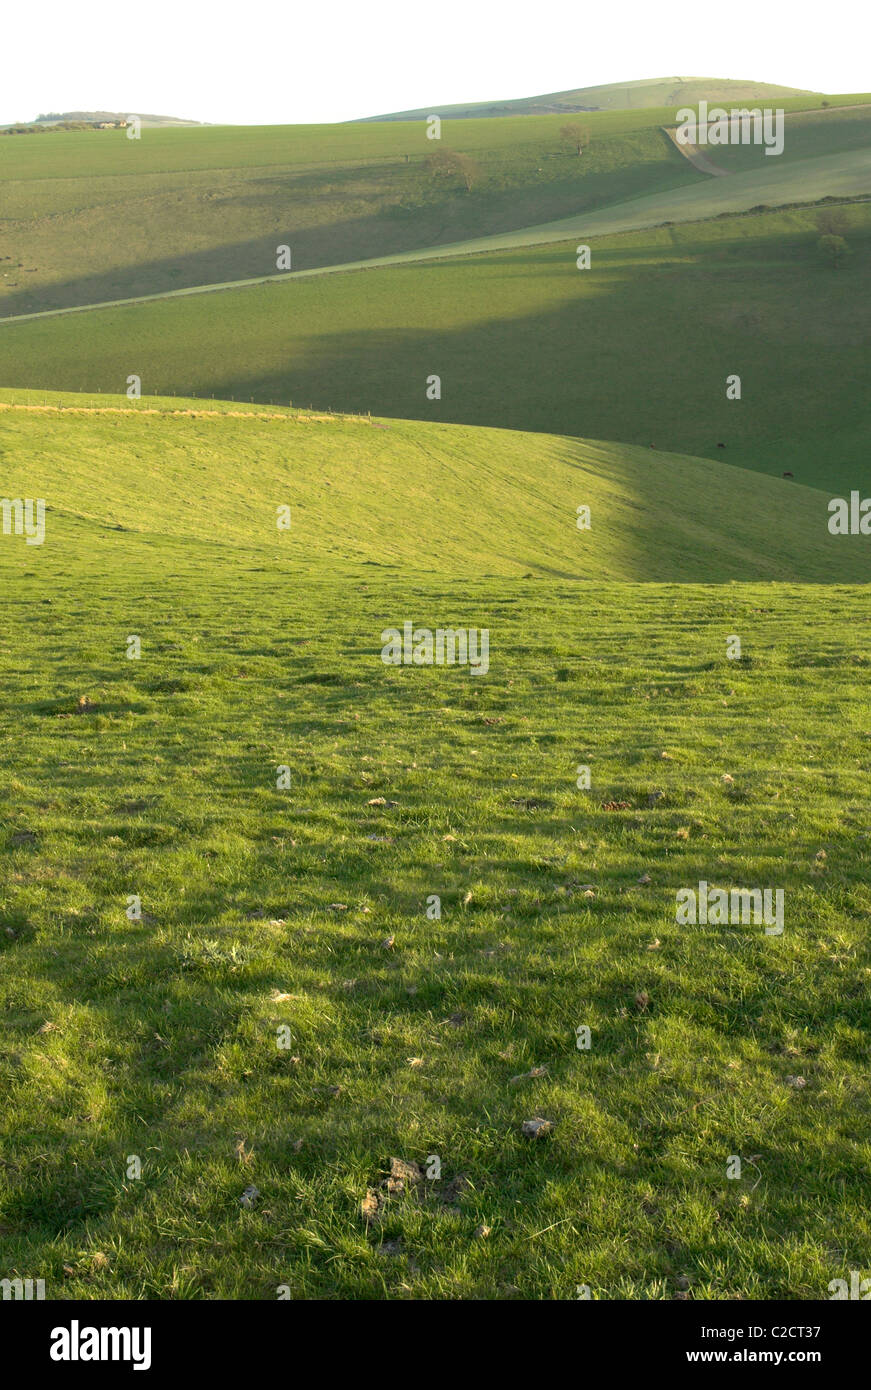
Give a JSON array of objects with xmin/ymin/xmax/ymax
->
[
  {"xmin": 30, "ymin": 111, "xmax": 203, "ymax": 126},
  {"xmin": 2, "ymin": 93, "xmax": 868, "ymax": 319},
  {"xmin": 2, "ymin": 202, "xmax": 869, "ymax": 493},
  {"xmin": 359, "ymin": 76, "xmax": 820, "ymax": 121},
  {"xmin": 5, "ymin": 125, "xmax": 867, "ymax": 330},
  {"xmin": 0, "ymin": 388, "xmax": 866, "ymax": 583},
  {"xmin": 0, "ymin": 112, "xmax": 703, "ymax": 317}
]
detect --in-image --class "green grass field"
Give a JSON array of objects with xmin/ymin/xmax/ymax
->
[
  {"xmin": 1, "ymin": 393, "xmax": 870, "ymax": 1298},
  {"xmin": 6, "ymin": 146, "xmax": 871, "ymax": 331}
]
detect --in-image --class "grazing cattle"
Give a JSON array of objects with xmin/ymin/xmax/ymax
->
[{"xmin": 782, "ymin": 471, "xmax": 794, "ymax": 478}]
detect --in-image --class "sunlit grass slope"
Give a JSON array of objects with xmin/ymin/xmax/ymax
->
[{"xmin": 0, "ymin": 389, "xmax": 866, "ymax": 583}]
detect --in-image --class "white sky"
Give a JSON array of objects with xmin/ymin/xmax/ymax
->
[{"xmin": 3, "ymin": 0, "xmax": 869, "ymax": 126}]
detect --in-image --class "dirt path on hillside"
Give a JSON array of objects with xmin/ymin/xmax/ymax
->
[
  {"xmin": 663, "ymin": 125, "xmax": 730, "ymax": 175},
  {"xmin": 787, "ymin": 102, "xmax": 871, "ymax": 116}
]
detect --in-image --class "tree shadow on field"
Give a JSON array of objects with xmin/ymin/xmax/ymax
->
[{"xmin": 84, "ymin": 235, "xmax": 858, "ymax": 502}]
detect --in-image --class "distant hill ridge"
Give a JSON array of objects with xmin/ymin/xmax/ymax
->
[
  {"xmin": 359, "ymin": 75, "xmax": 821, "ymax": 122},
  {"xmin": 32, "ymin": 110, "xmax": 203, "ymax": 126}
]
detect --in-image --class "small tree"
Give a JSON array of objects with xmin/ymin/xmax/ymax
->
[
  {"xmin": 818, "ymin": 233, "xmax": 850, "ymax": 268},
  {"xmin": 426, "ymin": 148, "xmax": 479, "ymax": 192},
  {"xmin": 560, "ymin": 122, "xmax": 590, "ymax": 156},
  {"xmin": 817, "ymin": 208, "xmax": 850, "ymax": 238},
  {"xmin": 455, "ymin": 152, "xmax": 478, "ymax": 192}
]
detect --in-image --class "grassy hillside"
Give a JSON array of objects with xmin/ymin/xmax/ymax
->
[
  {"xmin": 673, "ymin": 104, "xmax": 871, "ymax": 174},
  {"xmin": 2, "ymin": 397, "xmax": 870, "ymax": 1300},
  {"xmin": 3, "ymin": 93, "xmax": 868, "ymax": 318},
  {"xmin": 6, "ymin": 140, "xmax": 870, "ymax": 329},
  {"xmin": 0, "ymin": 114, "xmax": 703, "ymax": 317},
  {"xmin": 0, "ymin": 389, "xmax": 866, "ymax": 584},
  {"xmin": 431, "ymin": 147, "xmax": 871, "ymax": 252},
  {"xmin": 362, "ymin": 75, "xmax": 819, "ymax": 121},
  {"xmin": 3, "ymin": 203, "xmax": 868, "ymax": 492}
]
